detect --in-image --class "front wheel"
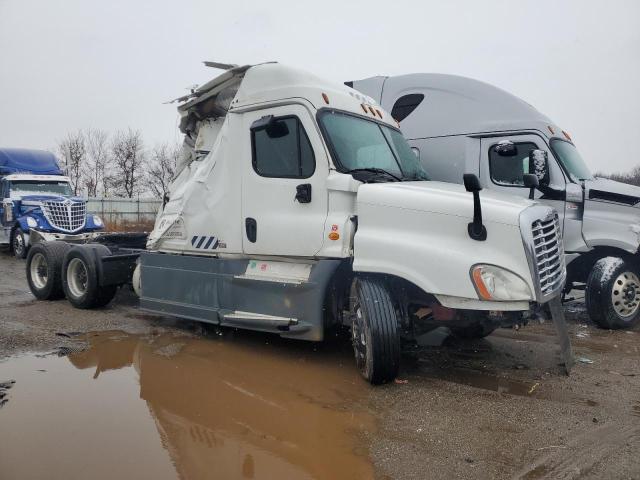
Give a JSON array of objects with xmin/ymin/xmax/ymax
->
[
  {"xmin": 586, "ymin": 257, "xmax": 640, "ymax": 330},
  {"xmin": 12, "ymin": 228, "xmax": 28, "ymax": 259},
  {"xmin": 351, "ymin": 276, "xmax": 400, "ymax": 385}
]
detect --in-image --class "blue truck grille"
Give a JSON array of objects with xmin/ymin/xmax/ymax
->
[{"xmin": 42, "ymin": 200, "xmax": 86, "ymax": 233}]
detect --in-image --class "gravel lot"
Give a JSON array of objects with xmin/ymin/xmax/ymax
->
[{"xmin": 0, "ymin": 249, "xmax": 638, "ymax": 479}]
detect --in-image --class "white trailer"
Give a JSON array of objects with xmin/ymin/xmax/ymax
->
[{"xmin": 25, "ymin": 63, "xmax": 571, "ymax": 383}]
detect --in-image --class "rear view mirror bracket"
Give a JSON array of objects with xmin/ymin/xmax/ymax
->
[{"xmin": 463, "ymin": 174, "xmax": 487, "ymax": 241}]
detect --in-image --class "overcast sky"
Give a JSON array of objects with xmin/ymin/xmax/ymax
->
[{"xmin": 1, "ymin": 0, "xmax": 638, "ymax": 173}]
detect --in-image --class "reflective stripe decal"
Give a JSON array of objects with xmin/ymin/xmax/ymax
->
[{"xmin": 191, "ymin": 235, "xmax": 219, "ymax": 250}]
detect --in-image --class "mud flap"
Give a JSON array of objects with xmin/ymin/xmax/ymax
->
[{"xmin": 548, "ymin": 296, "xmax": 574, "ymax": 375}]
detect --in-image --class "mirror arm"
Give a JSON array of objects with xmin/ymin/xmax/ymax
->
[{"xmin": 468, "ymin": 191, "xmax": 488, "ymax": 241}]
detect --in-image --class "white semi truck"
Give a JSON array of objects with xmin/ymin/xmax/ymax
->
[
  {"xmin": 25, "ymin": 63, "xmax": 571, "ymax": 383},
  {"xmin": 349, "ymin": 73, "xmax": 640, "ymax": 330}
]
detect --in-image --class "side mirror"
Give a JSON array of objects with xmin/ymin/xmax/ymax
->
[
  {"xmin": 463, "ymin": 174, "xmax": 486, "ymax": 241},
  {"xmin": 250, "ymin": 115, "xmax": 290, "ymax": 138},
  {"xmin": 523, "ymin": 174, "xmax": 539, "ymax": 200},
  {"xmin": 463, "ymin": 173, "xmax": 482, "ymax": 193},
  {"xmin": 528, "ymin": 149, "xmax": 549, "ymax": 186},
  {"xmin": 494, "ymin": 140, "xmax": 518, "ymax": 157}
]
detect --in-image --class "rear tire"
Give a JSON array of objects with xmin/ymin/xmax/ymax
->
[
  {"xmin": 12, "ymin": 228, "xmax": 28, "ymax": 259},
  {"xmin": 586, "ymin": 257, "xmax": 640, "ymax": 330},
  {"xmin": 25, "ymin": 241, "xmax": 70, "ymax": 300},
  {"xmin": 351, "ymin": 276, "xmax": 400, "ymax": 385},
  {"xmin": 62, "ymin": 246, "xmax": 117, "ymax": 309}
]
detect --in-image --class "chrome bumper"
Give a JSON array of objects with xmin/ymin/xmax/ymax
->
[{"xmin": 29, "ymin": 229, "xmax": 102, "ymax": 244}]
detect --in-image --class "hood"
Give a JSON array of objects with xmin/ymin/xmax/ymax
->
[
  {"xmin": 586, "ymin": 178, "xmax": 640, "ymax": 206},
  {"xmin": 356, "ymin": 181, "xmax": 533, "ymax": 226}
]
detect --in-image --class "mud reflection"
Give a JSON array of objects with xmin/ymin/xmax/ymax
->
[{"xmin": 71, "ymin": 331, "xmax": 375, "ymax": 480}]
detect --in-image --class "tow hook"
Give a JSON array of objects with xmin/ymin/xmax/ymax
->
[{"xmin": 548, "ymin": 296, "xmax": 574, "ymax": 375}]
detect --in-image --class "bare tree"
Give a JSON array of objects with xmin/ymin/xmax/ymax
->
[
  {"xmin": 57, "ymin": 130, "xmax": 86, "ymax": 195},
  {"xmin": 111, "ymin": 128, "xmax": 145, "ymax": 198},
  {"xmin": 145, "ymin": 143, "xmax": 179, "ymax": 199},
  {"xmin": 83, "ymin": 128, "xmax": 111, "ymax": 197},
  {"xmin": 596, "ymin": 165, "xmax": 640, "ymax": 187}
]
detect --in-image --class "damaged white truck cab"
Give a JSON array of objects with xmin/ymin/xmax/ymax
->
[{"xmin": 26, "ymin": 63, "xmax": 571, "ymax": 384}]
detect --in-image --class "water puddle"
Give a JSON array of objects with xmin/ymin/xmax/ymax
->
[{"xmin": 0, "ymin": 330, "xmax": 375, "ymax": 480}]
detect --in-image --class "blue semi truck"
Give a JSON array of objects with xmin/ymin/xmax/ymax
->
[{"xmin": 0, "ymin": 148, "xmax": 104, "ymax": 258}]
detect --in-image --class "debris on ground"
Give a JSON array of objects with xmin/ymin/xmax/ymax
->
[{"xmin": 577, "ymin": 357, "xmax": 594, "ymax": 364}]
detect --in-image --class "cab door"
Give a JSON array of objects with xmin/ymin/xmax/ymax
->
[
  {"xmin": 479, "ymin": 134, "xmax": 568, "ymax": 233},
  {"xmin": 241, "ymin": 105, "xmax": 329, "ymax": 257}
]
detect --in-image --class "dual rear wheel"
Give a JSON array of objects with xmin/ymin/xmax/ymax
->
[{"xmin": 25, "ymin": 242, "xmax": 117, "ymax": 308}]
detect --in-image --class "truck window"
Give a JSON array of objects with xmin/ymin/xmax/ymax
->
[
  {"xmin": 9, "ymin": 181, "xmax": 73, "ymax": 196},
  {"xmin": 489, "ymin": 142, "xmax": 538, "ymax": 186},
  {"xmin": 318, "ymin": 110, "xmax": 429, "ymax": 181},
  {"xmin": 550, "ymin": 139, "xmax": 593, "ymax": 182},
  {"xmin": 391, "ymin": 94, "xmax": 425, "ymax": 122},
  {"xmin": 251, "ymin": 117, "xmax": 315, "ymax": 178}
]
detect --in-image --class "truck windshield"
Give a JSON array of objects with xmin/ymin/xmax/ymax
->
[
  {"xmin": 9, "ymin": 181, "xmax": 73, "ymax": 197},
  {"xmin": 318, "ymin": 110, "xmax": 429, "ymax": 181},
  {"xmin": 550, "ymin": 139, "xmax": 593, "ymax": 182}
]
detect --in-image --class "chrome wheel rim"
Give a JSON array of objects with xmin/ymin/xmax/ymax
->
[
  {"xmin": 611, "ymin": 271, "xmax": 640, "ymax": 318},
  {"xmin": 352, "ymin": 305, "xmax": 367, "ymax": 372},
  {"xmin": 67, "ymin": 258, "xmax": 89, "ymax": 298},
  {"xmin": 30, "ymin": 253, "xmax": 48, "ymax": 289},
  {"xmin": 13, "ymin": 233, "xmax": 24, "ymax": 255}
]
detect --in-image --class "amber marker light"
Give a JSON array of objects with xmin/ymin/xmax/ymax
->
[
  {"xmin": 562, "ymin": 130, "xmax": 572, "ymax": 141},
  {"xmin": 472, "ymin": 267, "xmax": 493, "ymax": 300},
  {"xmin": 547, "ymin": 126, "xmax": 555, "ymax": 135},
  {"xmin": 322, "ymin": 93, "xmax": 330, "ymax": 104}
]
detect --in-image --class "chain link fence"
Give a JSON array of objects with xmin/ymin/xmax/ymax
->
[{"xmin": 86, "ymin": 197, "xmax": 161, "ymax": 232}]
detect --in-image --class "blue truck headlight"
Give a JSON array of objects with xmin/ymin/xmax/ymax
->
[
  {"xmin": 471, "ymin": 264, "xmax": 532, "ymax": 301},
  {"xmin": 93, "ymin": 215, "xmax": 103, "ymax": 227},
  {"xmin": 26, "ymin": 216, "xmax": 38, "ymax": 228}
]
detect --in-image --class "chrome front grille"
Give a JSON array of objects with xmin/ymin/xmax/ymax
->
[
  {"xmin": 42, "ymin": 200, "xmax": 86, "ymax": 233},
  {"xmin": 531, "ymin": 214, "xmax": 565, "ymax": 297}
]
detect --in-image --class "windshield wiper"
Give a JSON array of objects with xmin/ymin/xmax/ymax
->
[{"xmin": 345, "ymin": 168, "xmax": 402, "ymax": 182}]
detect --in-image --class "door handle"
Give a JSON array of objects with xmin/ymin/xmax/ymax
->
[
  {"xmin": 245, "ymin": 218, "xmax": 257, "ymax": 243},
  {"xmin": 295, "ymin": 184, "xmax": 312, "ymax": 203}
]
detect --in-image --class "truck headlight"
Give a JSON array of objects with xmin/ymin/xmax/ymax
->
[
  {"xmin": 471, "ymin": 264, "xmax": 532, "ymax": 301},
  {"xmin": 26, "ymin": 216, "xmax": 38, "ymax": 228},
  {"xmin": 93, "ymin": 215, "xmax": 103, "ymax": 227}
]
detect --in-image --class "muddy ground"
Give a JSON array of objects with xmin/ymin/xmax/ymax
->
[{"xmin": 0, "ymin": 250, "xmax": 638, "ymax": 480}]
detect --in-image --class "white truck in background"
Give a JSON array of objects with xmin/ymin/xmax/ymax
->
[
  {"xmin": 349, "ymin": 73, "xmax": 640, "ymax": 330},
  {"xmin": 25, "ymin": 63, "xmax": 572, "ymax": 384}
]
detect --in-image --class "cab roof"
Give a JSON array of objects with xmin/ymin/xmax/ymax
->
[
  {"xmin": 0, "ymin": 148, "xmax": 63, "ymax": 176},
  {"xmin": 4, "ymin": 174, "xmax": 71, "ymax": 182},
  {"xmin": 177, "ymin": 62, "xmax": 394, "ymax": 131},
  {"xmin": 351, "ymin": 73, "xmax": 557, "ymax": 140}
]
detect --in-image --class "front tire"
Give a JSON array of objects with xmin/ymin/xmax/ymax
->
[
  {"xmin": 12, "ymin": 228, "xmax": 28, "ymax": 259},
  {"xmin": 62, "ymin": 247, "xmax": 117, "ymax": 309},
  {"xmin": 25, "ymin": 241, "xmax": 70, "ymax": 300},
  {"xmin": 351, "ymin": 276, "xmax": 400, "ymax": 385},
  {"xmin": 586, "ymin": 256, "xmax": 640, "ymax": 329}
]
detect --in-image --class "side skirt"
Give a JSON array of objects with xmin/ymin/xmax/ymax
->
[{"xmin": 139, "ymin": 252, "xmax": 343, "ymax": 341}]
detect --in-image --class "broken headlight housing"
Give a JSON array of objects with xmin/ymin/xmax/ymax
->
[{"xmin": 470, "ymin": 264, "xmax": 532, "ymax": 301}]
